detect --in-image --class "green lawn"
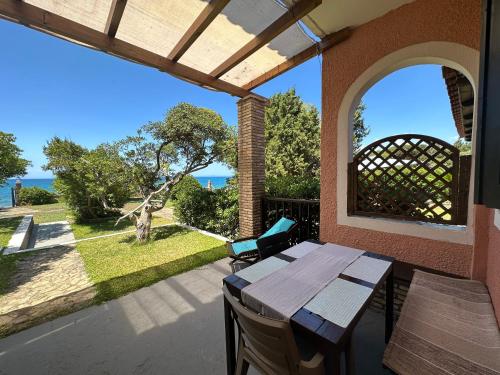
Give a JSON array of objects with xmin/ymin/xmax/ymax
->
[
  {"xmin": 19, "ymin": 201, "xmax": 70, "ymax": 224},
  {"xmin": 0, "ymin": 217, "xmax": 22, "ymax": 248},
  {"xmin": 77, "ymin": 225, "xmax": 226, "ymax": 302},
  {"xmin": 71, "ymin": 216, "xmax": 171, "ymax": 240},
  {"xmin": 0, "ymin": 216, "xmax": 30, "ymax": 295}
]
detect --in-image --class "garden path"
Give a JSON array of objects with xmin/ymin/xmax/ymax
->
[{"xmin": 0, "ymin": 244, "xmax": 95, "ymax": 336}]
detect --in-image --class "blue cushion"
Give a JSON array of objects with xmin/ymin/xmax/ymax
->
[
  {"xmin": 259, "ymin": 217, "xmax": 295, "ymax": 239},
  {"xmin": 231, "ymin": 239, "xmax": 258, "ymax": 255}
]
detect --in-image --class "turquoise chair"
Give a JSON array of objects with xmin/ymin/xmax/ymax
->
[{"xmin": 227, "ymin": 217, "xmax": 297, "ymax": 266}]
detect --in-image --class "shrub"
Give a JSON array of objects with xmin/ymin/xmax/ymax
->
[
  {"xmin": 169, "ymin": 175, "xmax": 202, "ymax": 201},
  {"xmin": 208, "ymin": 179, "xmax": 239, "ymax": 237},
  {"xmin": 173, "ymin": 180, "xmax": 214, "ymax": 228},
  {"xmin": 44, "ymin": 139, "xmax": 131, "ymax": 221},
  {"xmin": 18, "ymin": 186, "xmax": 57, "ymax": 205},
  {"xmin": 173, "ymin": 177, "xmax": 239, "ymax": 238},
  {"xmin": 266, "ymin": 176, "xmax": 320, "ymax": 199}
]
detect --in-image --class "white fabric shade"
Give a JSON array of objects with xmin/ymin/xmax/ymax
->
[{"xmin": 22, "ymin": 0, "xmax": 315, "ymax": 89}]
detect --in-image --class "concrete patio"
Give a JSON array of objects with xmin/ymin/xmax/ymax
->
[{"xmin": 0, "ymin": 258, "xmax": 390, "ymax": 375}]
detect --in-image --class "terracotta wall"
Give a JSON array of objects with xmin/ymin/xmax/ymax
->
[
  {"xmin": 487, "ymin": 212, "xmax": 500, "ymax": 322},
  {"xmin": 473, "ymin": 208, "xmax": 500, "ymax": 323},
  {"xmin": 320, "ymin": 0, "xmax": 481, "ymax": 277}
]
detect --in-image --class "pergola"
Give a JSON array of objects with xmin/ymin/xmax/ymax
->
[
  {"xmin": 0, "ymin": 0, "xmax": 350, "ymax": 97},
  {"xmin": 0, "ymin": 0, "xmax": 431, "ymax": 236}
]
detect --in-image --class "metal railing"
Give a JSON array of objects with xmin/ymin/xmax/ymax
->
[{"xmin": 262, "ymin": 197, "xmax": 320, "ymax": 242}]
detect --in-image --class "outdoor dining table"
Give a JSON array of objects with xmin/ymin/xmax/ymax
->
[{"xmin": 223, "ymin": 240, "xmax": 394, "ymax": 375}]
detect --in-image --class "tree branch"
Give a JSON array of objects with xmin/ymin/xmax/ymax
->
[{"xmin": 115, "ymin": 153, "xmax": 218, "ymax": 226}]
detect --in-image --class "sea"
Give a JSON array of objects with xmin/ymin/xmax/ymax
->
[{"xmin": 0, "ymin": 176, "xmax": 231, "ymax": 208}]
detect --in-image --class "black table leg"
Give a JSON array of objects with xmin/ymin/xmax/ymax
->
[
  {"xmin": 385, "ymin": 267, "xmax": 394, "ymax": 343},
  {"xmin": 224, "ymin": 295, "xmax": 236, "ymax": 375},
  {"xmin": 345, "ymin": 336, "xmax": 356, "ymax": 375},
  {"xmin": 324, "ymin": 349, "xmax": 342, "ymax": 375}
]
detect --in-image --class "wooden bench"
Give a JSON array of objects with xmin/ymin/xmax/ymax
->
[{"xmin": 383, "ymin": 270, "xmax": 500, "ymax": 374}]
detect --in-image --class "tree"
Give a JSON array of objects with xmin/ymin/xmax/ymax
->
[
  {"xmin": 0, "ymin": 131, "xmax": 30, "ymax": 185},
  {"xmin": 222, "ymin": 89, "xmax": 369, "ymax": 200},
  {"xmin": 265, "ymin": 88, "xmax": 320, "ymax": 178},
  {"xmin": 116, "ymin": 103, "xmax": 233, "ymax": 243},
  {"xmin": 353, "ymin": 101, "xmax": 370, "ymax": 154},
  {"xmin": 453, "ymin": 137, "xmax": 472, "ymax": 155},
  {"xmin": 44, "ymin": 138, "xmax": 130, "ymax": 220}
]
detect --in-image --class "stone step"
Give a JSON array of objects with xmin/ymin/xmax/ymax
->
[{"xmin": 3, "ymin": 215, "xmax": 34, "ymax": 255}]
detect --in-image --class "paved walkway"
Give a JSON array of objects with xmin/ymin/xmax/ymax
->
[
  {"xmin": 0, "ymin": 258, "xmax": 390, "ymax": 375},
  {"xmin": 0, "ymin": 245, "xmax": 95, "ymax": 336}
]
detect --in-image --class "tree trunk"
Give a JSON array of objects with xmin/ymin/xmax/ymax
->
[{"xmin": 135, "ymin": 204, "xmax": 153, "ymax": 243}]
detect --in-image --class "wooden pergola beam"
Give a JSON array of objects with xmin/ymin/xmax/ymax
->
[
  {"xmin": 105, "ymin": 0, "xmax": 128, "ymax": 38},
  {"xmin": 242, "ymin": 28, "xmax": 351, "ymax": 90},
  {"xmin": 210, "ymin": 0, "xmax": 322, "ymax": 79},
  {"xmin": 0, "ymin": 0, "xmax": 252, "ymax": 98},
  {"xmin": 168, "ymin": 0, "xmax": 230, "ymax": 62}
]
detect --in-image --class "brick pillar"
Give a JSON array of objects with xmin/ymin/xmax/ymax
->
[{"xmin": 238, "ymin": 94, "xmax": 267, "ymax": 237}]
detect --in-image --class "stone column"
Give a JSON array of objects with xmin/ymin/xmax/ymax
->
[
  {"xmin": 237, "ymin": 94, "xmax": 267, "ymax": 237},
  {"xmin": 14, "ymin": 179, "xmax": 22, "ymax": 207}
]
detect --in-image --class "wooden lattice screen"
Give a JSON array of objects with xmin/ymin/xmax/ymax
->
[{"xmin": 348, "ymin": 134, "xmax": 471, "ymax": 225}]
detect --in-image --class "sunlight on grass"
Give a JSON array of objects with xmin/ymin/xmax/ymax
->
[
  {"xmin": 71, "ymin": 216, "xmax": 171, "ymax": 240},
  {"xmin": 0, "ymin": 217, "xmax": 22, "ymax": 248},
  {"xmin": 34, "ymin": 210, "xmax": 70, "ymax": 224},
  {"xmin": 77, "ymin": 225, "xmax": 226, "ymax": 302}
]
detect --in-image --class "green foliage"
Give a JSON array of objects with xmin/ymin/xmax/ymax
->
[
  {"xmin": 265, "ymin": 88, "xmax": 320, "ymax": 178},
  {"xmin": 120, "ymin": 103, "xmax": 234, "ymax": 200},
  {"xmin": 353, "ymin": 101, "xmax": 370, "ymax": 154},
  {"xmin": 172, "ymin": 177, "xmax": 239, "ymax": 238},
  {"xmin": 266, "ymin": 176, "xmax": 320, "ymax": 199},
  {"xmin": 172, "ymin": 177, "xmax": 211, "ymax": 226},
  {"xmin": 17, "ymin": 187, "xmax": 57, "ymax": 206},
  {"xmin": 43, "ymin": 138, "xmax": 131, "ymax": 221},
  {"xmin": 0, "ymin": 131, "xmax": 30, "ymax": 186},
  {"xmin": 212, "ymin": 179, "xmax": 239, "ymax": 237},
  {"xmin": 169, "ymin": 175, "xmax": 201, "ymax": 201},
  {"xmin": 453, "ymin": 137, "xmax": 472, "ymax": 155}
]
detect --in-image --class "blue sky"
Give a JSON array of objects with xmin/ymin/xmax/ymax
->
[{"xmin": 0, "ymin": 19, "xmax": 459, "ymax": 178}]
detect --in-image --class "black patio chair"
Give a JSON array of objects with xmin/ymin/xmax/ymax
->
[{"xmin": 226, "ymin": 217, "xmax": 297, "ymax": 270}]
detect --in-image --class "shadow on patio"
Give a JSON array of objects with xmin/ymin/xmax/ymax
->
[{"xmin": 0, "ymin": 258, "xmax": 390, "ymax": 375}]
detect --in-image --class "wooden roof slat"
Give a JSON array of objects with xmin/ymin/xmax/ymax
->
[
  {"xmin": 210, "ymin": 0, "xmax": 322, "ymax": 79},
  {"xmin": 105, "ymin": 0, "xmax": 128, "ymax": 38},
  {"xmin": 0, "ymin": 0, "xmax": 252, "ymax": 97},
  {"xmin": 168, "ymin": 0, "xmax": 230, "ymax": 62},
  {"xmin": 243, "ymin": 27, "xmax": 351, "ymax": 90}
]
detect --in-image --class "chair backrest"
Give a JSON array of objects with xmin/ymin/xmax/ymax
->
[
  {"xmin": 223, "ymin": 286, "xmax": 302, "ymax": 375},
  {"xmin": 259, "ymin": 217, "xmax": 296, "ymax": 239},
  {"xmin": 257, "ymin": 218, "xmax": 297, "ymax": 260}
]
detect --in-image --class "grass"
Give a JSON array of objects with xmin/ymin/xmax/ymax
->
[
  {"xmin": 77, "ymin": 225, "xmax": 226, "ymax": 302},
  {"xmin": 0, "ymin": 217, "xmax": 31, "ymax": 295},
  {"xmin": 34, "ymin": 209, "xmax": 69, "ymax": 224},
  {"xmin": 8, "ymin": 199, "xmax": 173, "ymax": 239},
  {"xmin": 17, "ymin": 201, "xmax": 70, "ymax": 224},
  {"xmin": 0, "ymin": 217, "xmax": 23, "ymax": 248},
  {"xmin": 71, "ymin": 216, "xmax": 171, "ymax": 240}
]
